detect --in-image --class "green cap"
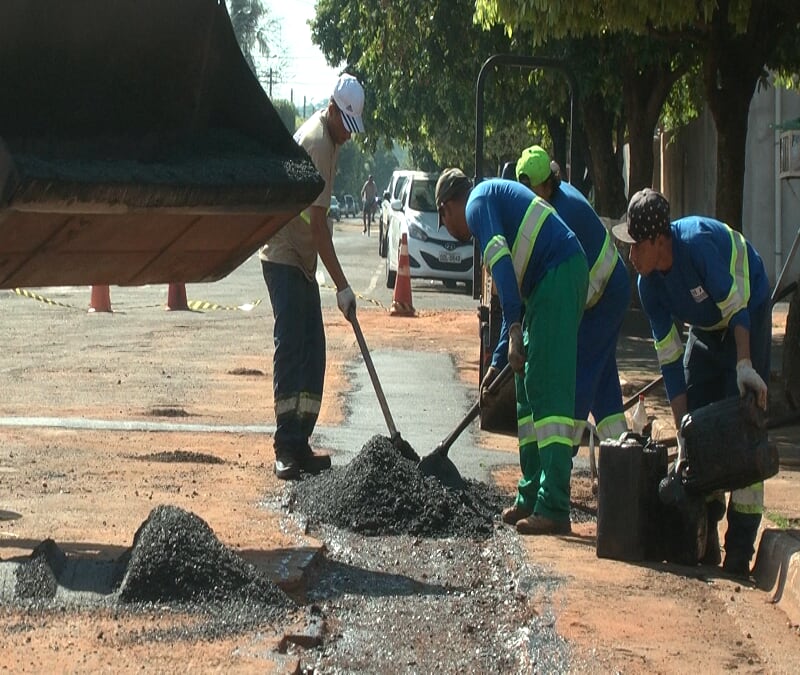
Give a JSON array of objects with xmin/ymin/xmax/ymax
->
[{"xmin": 515, "ymin": 145, "xmax": 552, "ymax": 187}]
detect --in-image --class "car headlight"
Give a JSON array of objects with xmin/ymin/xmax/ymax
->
[{"xmin": 407, "ymin": 222, "xmax": 428, "ymax": 241}]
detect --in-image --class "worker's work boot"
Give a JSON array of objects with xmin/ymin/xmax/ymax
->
[
  {"xmin": 516, "ymin": 514, "xmax": 572, "ymax": 536},
  {"xmin": 501, "ymin": 504, "xmax": 532, "ymax": 525},
  {"xmin": 274, "ymin": 450, "xmax": 300, "ymax": 480},
  {"xmin": 297, "ymin": 447, "xmax": 332, "ymax": 475}
]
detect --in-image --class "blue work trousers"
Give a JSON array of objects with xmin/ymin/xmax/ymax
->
[
  {"xmin": 574, "ymin": 261, "xmax": 629, "ymax": 445},
  {"xmin": 262, "ymin": 261, "xmax": 325, "ymax": 456}
]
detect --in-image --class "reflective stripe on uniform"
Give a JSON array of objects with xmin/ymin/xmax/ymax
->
[
  {"xmin": 517, "ymin": 413, "xmax": 536, "ymax": 446},
  {"xmin": 702, "ymin": 227, "xmax": 751, "ymax": 330},
  {"xmin": 572, "ymin": 419, "xmax": 587, "ymax": 446},
  {"xmin": 484, "ymin": 235, "xmax": 511, "ymax": 271},
  {"xmin": 511, "ymin": 197, "xmax": 555, "ymax": 288},
  {"xmin": 655, "ymin": 324, "xmax": 683, "ymax": 367},
  {"xmin": 534, "ymin": 415, "xmax": 574, "ymax": 449},
  {"xmin": 300, "ymin": 210, "xmax": 311, "ymax": 225},
  {"xmin": 595, "ymin": 413, "xmax": 628, "ymax": 441},
  {"xmin": 275, "ymin": 392, "xmax": 321, "ymax": 417},
  {"xmin": 731, "ymin": 481, "xmax": 764, "ymax": 515},
  {"xmin": 586, "ymin": 231, "xmax": 620, "ymax": 309}
]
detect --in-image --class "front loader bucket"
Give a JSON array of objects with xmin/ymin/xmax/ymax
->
[{"xmin": 0, "ymin": 0, "xmax": 323, "ymax": 288}]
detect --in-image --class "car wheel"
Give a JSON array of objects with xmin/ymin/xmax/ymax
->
[
  {"xmin": 386, "ymin": 258, "xmax": 396, "ymax": 289},
  {"xmin": 465, "ymin": 280, "xmax": 473, "ymax": 295}
]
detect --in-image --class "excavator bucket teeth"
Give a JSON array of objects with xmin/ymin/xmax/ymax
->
[{"xmin": 0, "ymin": 0, "xmax": 323, "ymax": 288}]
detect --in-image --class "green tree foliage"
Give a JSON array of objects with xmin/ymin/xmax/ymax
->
[
  {"xmin": 476, "ymin": 0, "xmax": 800, "ymax": 230},
  {"xmin": 309, "ymin": 0, "xmax": 701, "ymax": 217},
  {"xmin": 227, "ymin": 0, "xmax": 286, "ymax": 91},
  {"xmin": 311, "ymin": 0, "xmax": 522, "ymax": 172}
]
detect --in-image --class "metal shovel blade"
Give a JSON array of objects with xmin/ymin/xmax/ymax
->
[
  {"xmin": 418, "ymin": 445, "xmax": 466, "ymax": 490},
  {"xmin": 418, "ymin": 363, "xmax": 514, "ymax": 489}
]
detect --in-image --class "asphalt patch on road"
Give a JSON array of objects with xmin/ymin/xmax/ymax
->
[
  {"xmin": 136, "ymin": 450, "xmax": 225, "ymax": 464},
  {"xmin": 289, "ymin": 435, "xmax": 507, "ymax": 538}
]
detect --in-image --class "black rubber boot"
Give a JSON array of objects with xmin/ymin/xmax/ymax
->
[{"xmin": 274, "ymin": 449, "xmax": 300, "ymax": 480}]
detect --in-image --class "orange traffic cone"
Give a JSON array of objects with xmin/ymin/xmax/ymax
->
[
  {"xmin": 88, "ymin": 285, "xmax": 112, "ymax": 313},
  {"xmin": 390, "ymin": 232, "xmax": 416, "ymax": 317},
  {"xmin": 165, "ymin": 283, "xmax": 189, "ymax": 311}
]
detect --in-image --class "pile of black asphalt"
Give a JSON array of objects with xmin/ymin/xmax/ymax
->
[
  {"xmin": 290, "ymin": 435, "xmax": 507, "ymax": 538},
  {"xmin": 117, "ymin": 505, "xmax": 292, "ymax": 608}
]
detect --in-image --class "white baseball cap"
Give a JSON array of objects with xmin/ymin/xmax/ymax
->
[{"xmin": 332, "ymin": 74, "xmax": 365, "ymax": 134}]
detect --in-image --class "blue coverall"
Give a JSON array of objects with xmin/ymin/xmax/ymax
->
[
  {"xmin": 548, "ymin": 182, "xmax": 630, "ymax": 444},
  {"xmin": 470, "ymin": 179, "xmax": 588, "ymax": 520},
  {"xmin": 638, "ymin": 216, "xmax": 771, "ymax": 565}
]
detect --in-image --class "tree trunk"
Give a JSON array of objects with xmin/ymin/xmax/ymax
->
[
  {"xmin": 700, "ymin": 1, "xmax": 800, "ymax": 232},
  {"xmin": 581, "ymin": 92, "xmax": 627, "ymax": 218},
  {"xmin": 705, "ymin": 78, "xmax": 753, "ymax": 232},
  {"xmin": 623, "ymin": 62, "xmax": 684, "ymax": 198}
]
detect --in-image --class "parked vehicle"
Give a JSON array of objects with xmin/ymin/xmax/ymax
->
[
  {"xmin": 379, "ymin": 169, "xmax": 413, "ymax": 258},
  {"xmin": 329, "ymin": 195, "xmax": 341, "ymax": 221},
  {"xmin": 385, "ymin": 171, "xmax": 473, "ymax": 292},
  {"xmin": 343, "ymin": 194, "xmax": 357, "ymax": 218}
]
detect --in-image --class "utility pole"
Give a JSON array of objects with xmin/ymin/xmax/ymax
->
[{"xmin": 269, "ymin": 68, "xmax": 272, "ymax": 98}]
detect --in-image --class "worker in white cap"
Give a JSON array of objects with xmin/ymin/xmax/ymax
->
[{"xmin": 260, "ymin": 73, "xmax": 365, "ymax": 480}]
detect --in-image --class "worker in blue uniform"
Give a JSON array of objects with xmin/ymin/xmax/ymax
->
[
  {"xmin": 613, "ymin": 188, "xmax": 770, "ymax": 576},
  {"xmin": 517, "ymin": 146, "xmax": 630, "ymax": 446},
  {"xmin": 436, "ymin": 168, "xmax": 588, "ymax": 535}
]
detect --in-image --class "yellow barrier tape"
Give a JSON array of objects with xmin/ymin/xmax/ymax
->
[
  {"xmin": 319, "ymin": 283, "xmax": 386, "ymax": 310},
  {"xmin": 11, "ymin": 288, "xmax": 263, "ymax": 312},
  {"xmin": 12, "ymin": 288, "xmax": 78, "ymax": 309},
  {"xmin": 187, "ymin": 298, "xmax": 263, "ymax": 312}
]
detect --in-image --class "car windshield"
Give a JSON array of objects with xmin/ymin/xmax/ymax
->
[{"xmin": 408, "ymin": 179, "xmax": 436, "ymax": 212}]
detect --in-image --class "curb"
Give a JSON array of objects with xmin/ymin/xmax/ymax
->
[{"xmin": 753, "ymin": 528, "xmax": 800, "ymax": 625}]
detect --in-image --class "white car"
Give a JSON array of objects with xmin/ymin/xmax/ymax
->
[
  {"xmin": 379, "ymin": 169, "xmax": 413, "ymax": 258},
  {"xmin": 385, "ymin": 171, "xmax": 474, "ymax": 292}
]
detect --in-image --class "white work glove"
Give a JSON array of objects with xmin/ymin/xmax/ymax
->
[
  {"xmin": 674, "ymin": 427, "xmax": 688, "ymax": 478},
  {"xmin": 336, "ymin": 286, "xmax": 357, "ymax": 322},
  {"xmin": 508, "ymin": 322, "xmax": 525, "ymax": 374},
  {"xmin": 480, "ymin": 365, "xmax": 498, "ymax": 401},
  {"xmin": 736, "ymin": 358, "xmax": 768, "ymax": 410}
]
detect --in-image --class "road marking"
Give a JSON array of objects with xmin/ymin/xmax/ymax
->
[{"xmin": 366, "ymin": 261, "xmax": 383, "ymax": 294}]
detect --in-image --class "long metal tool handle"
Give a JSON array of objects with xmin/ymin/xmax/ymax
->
[
  {"xmin": 437, "ymin": 363, "xmax": 514, "ymax": 456},
  {"xmin": 350, "ymin": 315, "xmax": 398, "ymax": 437}
]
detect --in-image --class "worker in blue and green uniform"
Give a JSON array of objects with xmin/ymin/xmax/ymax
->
[
  {"xmin": 517, "ymin": 146, "xmax": 630, "ymax": 447},
  {"xmin": 613, "ymin": 188, "xmax": 770, "ymax": 576},
  {"xmin": 436, "ymin": 168, "xmax": 588, "ymax": 535}
]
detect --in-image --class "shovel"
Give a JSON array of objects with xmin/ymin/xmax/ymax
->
[
  {"xmin": 350, "ymin": 314, "xmax": 419, "ymax": 462},
  {"xmin": 418, "ymin": 363, "xmax": 514, "ymax": 488}
]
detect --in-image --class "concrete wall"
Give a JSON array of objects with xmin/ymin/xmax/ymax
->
[{"xmin": 660, "ymin": 83, "xmax": 800, "ymax": 286}]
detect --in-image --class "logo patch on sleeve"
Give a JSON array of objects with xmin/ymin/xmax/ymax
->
[{"xmin": 690, "ymin": 285, "xmax": 709, "ymax": 303}]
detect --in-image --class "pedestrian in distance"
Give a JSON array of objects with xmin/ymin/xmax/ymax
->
[
  {"xmin": 516, "ymin": 145, "xmax": 630, "ymax": 448},
  {"xmin": 259, "ymin": 73, "xmax": 365, "ymax": 480},
  {"xmin": 361, "ymin": 174, "xmax": 377, "ymax": 235},
  {"xmin": 437, "ymin": 168, "xmax": 589, "ymax": 535},
  {"xmin": 612, "ymin": 188, "xmax": 770, "ymax": 576}
]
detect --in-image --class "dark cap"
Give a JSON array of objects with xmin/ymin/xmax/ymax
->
[
  {"xmin": 612, "ymin": 188, "xmax": 671, "ymax": 244},
  {"xmin": 435, "ymin": 168, "xmax": 471, "ymax": 208}
]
